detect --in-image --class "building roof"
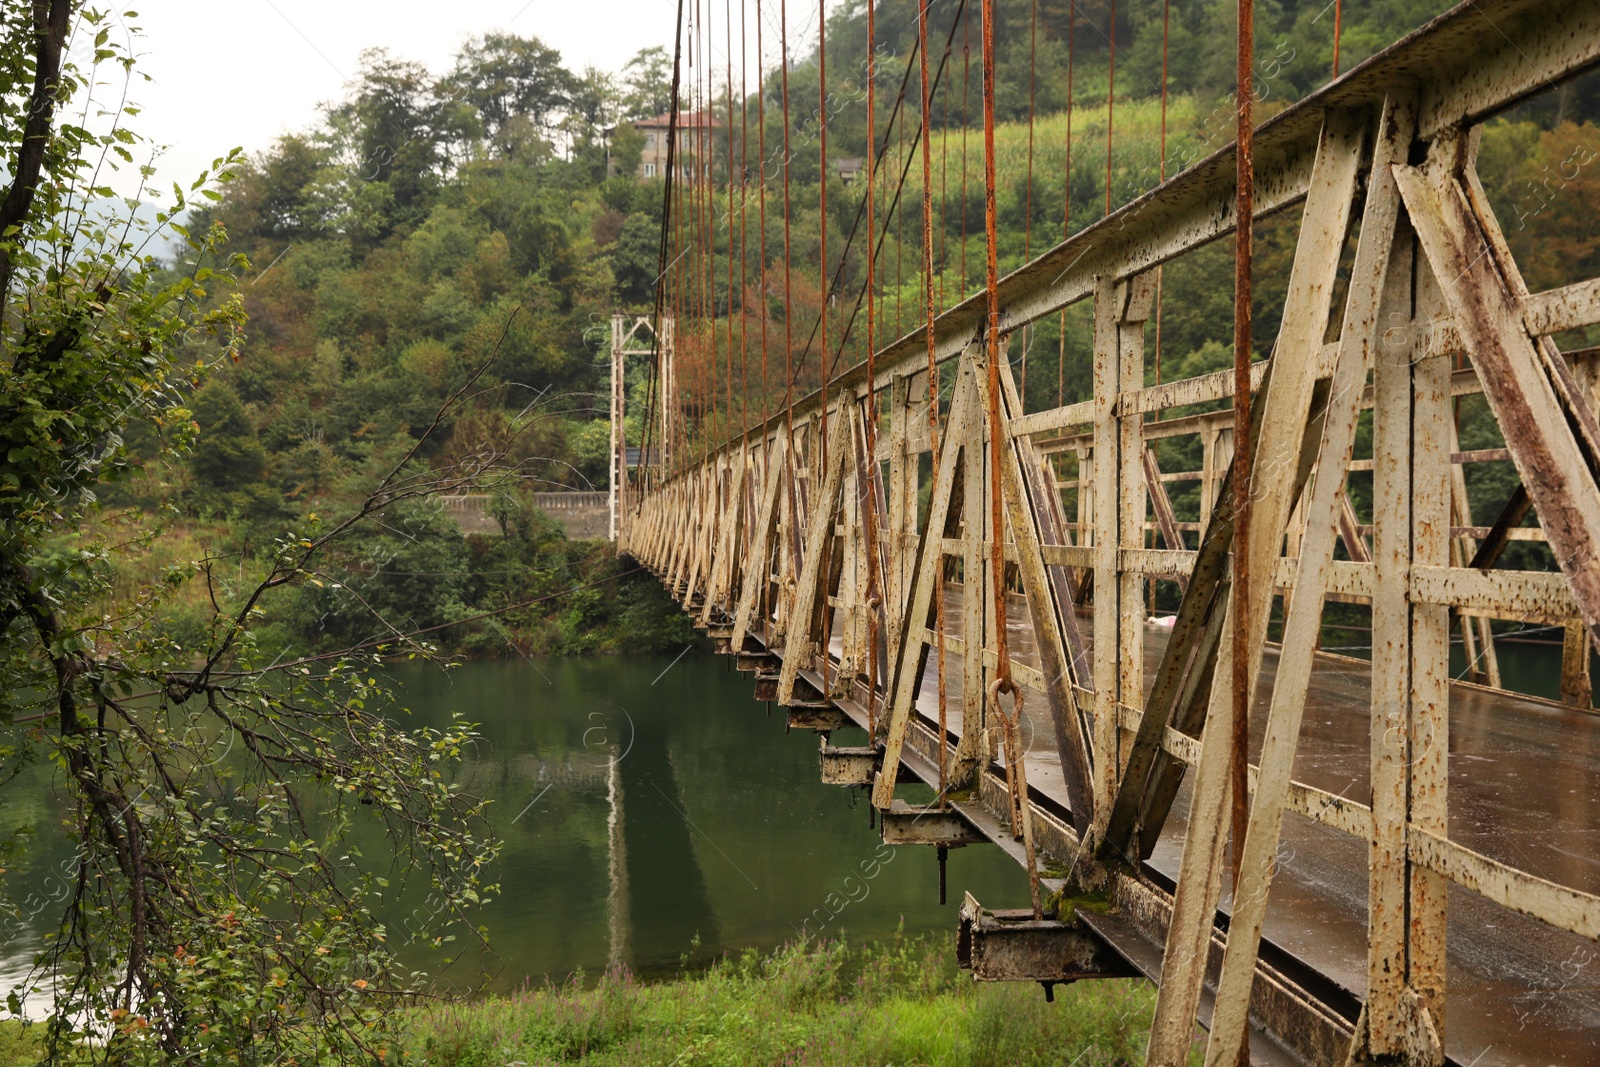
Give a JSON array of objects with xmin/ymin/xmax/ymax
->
[{"xmin": 632, "ymin": 110, "xmax": 717, "ymax": 129}]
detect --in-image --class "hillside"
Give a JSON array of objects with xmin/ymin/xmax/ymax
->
[{"xmin": 104, "ymin": 0, "xmax": 1600, "ymax": 658}]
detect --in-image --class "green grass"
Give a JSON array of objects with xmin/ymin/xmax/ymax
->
[
  {"xmin": 0, "ymin": 1022, "xmax": 43, "ymax": 1067},
  {"xmin": 400, "ymin": 933, "xmax": 1166, "ymax": 1066},
  {"xmin": 0, "ymin": 935, "xmax": 1172, "ymax": 1065}
]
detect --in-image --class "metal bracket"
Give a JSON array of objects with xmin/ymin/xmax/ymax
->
[
  {"xmin": 878, "ymin": 800, "xmax": 986, "ymax": 847},
  {"xmin": 786, "ymin": 703, "xmax": 849, "ymax": 733},
  {"xmin": 736, "ymin": 652, "xmax": 780, "ymax": 673},
  {"xmin": 820, "ymin": 743, "xmax": 919, "ymax": 787},
  {"xmin": 957, "ymin": 893, "xmax": 1137, "ymax": 984}
]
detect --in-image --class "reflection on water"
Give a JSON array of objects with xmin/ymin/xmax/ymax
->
[
  {"xmin": 424, "ymin": 652, "xmax": 1041, "ymax": 992},
  {"xmin": 0, "ymin": 653, "xmax": 1038, "ymax": 1009},
  {"xmin": 384, "ymin": 652, "xmax": 1033, "ymax": 992}
]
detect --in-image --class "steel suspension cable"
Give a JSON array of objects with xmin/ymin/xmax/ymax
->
[
  {"xmin": 918, "ymin": 0, "xmax": 948, "ymax": 801},
  {"xmin": 683, "ymin": 9, "xmax": 695, "ymax": 460},
  {"xmin": 864, "ymin": 0, "xmax": 876, "ymax": 377},
  {"xmin": 1105, "ymin": 0, "xmax": 1115, "ymax": 217},
  {"xmin": 1025, "ymin": 0, "xmax": 1037, "ymax": 261},
  {"xmin": 818, "ymin": 0, "xmax": 829, "ymax": 472},
  {"xmin": 812, "ymin": 7, "xmax": 969, "ymax": 383},
  {"xmin": 1020, "ymin": 0, "xmax": 1038, "ymax": 401},
  {"xmin": 698, "ymin": 0, "xmax": 711, "ymax": 458},
  {"xmin": 864, "ymin": 0, "xmax": 883, "ymax": 733},
  {"xmin": 938, "ymin": 55, "xmax": 949, "ymax": 309},
  {"xmin": 727, "ymin": 0, "xmax": 737, "ymax": 436},
  {"xmin": 693, "ymin": 88, "xmax": 704, "ymax": 464},
  {"xmin": 1156, "ymin": 0, "xmax": 1169, "ymax": 389},
  {"xmin": 780, "ymin": 0, "xmax": 795, "ymax": 438},
  {"xmin": 981, "ymin": 0, "xmax": 1041, "ymax": 922},
  {"xmin": 896, "ymin": 96, "xmax": 904, "ymax": 336},
  {"xmin": 704, "ymin": 0, "xmax": 717, "ymax": 457},
  {"xmin": 1058, "ymin": 0, "xmax": 1074, "ymax": 407},
  {"xmin": 980, "ymin": 0, "xmax": 1010, "ymax": 699},
  {"xmin": 757, "ymin": 0, "xmax": 769, "ymax": 426},
  {"xmin": 739, "ymin": 0, "xmax": 750, "ymax": 434},
  {"xmin": 643, "ymin": 0, "xmax": 689, "ymax": 488},
  {"xmin": 814, "ymin": 0, "xmax": 836, "ymax": 695},
  {"xmin": 960, "ymin": 11, "xmax": 970, "ymax": 291},
  {"xmin": 1232, "ymin": 0, "xmax": 1257, "ymax": 920},
  {"xmin": 1333, "ymin": 0, "xmax": 1344, "ymax": 77},
  {"xmin": 691, "ymin": 0, "xmax": 704, "ymax": 459},
  {"xmin": 789, "ymin": 11, "xmax": 966, "ymax": 383},
  {"xmin": 682, "ymin": 38, "xmax": 695, "ymax": 464},
  {"xmin": 666, "ymin": 160, "xmax": 683, "ymax": 469}
]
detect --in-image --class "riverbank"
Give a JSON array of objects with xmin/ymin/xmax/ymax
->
[
  {"xmin": 0, "ymin": 936, "xmax": 1165, "ymax": 1065},
  {"xmin": 100, "ymin": 503, "xmax": 703, "ymax": 662},
  {"xmin": 405, "ymin": 933, "xmax": 1163, "ymax": 1066}
]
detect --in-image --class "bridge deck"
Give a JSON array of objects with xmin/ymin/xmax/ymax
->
[
  {"xmin": 870, "ymin": 584, "xmax": 1599, "ymax": 1066},
  {"xmin": 626, "ymin": 4, "xmax": 1600, "ymax": 1059}
]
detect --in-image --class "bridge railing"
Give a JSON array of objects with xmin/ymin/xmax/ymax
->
[
  {"xmin": 623, "ymin": 2, "xmax": 1600, "ymax": 1063},
  {"xmin": 440, "ymin": 491, "xmax": 612, "ymax": 539}
]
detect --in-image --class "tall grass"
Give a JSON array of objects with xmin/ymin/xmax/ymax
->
[{"xmin": 400, "ymin": 933, "xmax": 1177, "ymax": 1066}]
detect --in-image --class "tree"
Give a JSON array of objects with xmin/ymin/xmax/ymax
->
[
  {"xmin": 323, "ymin": 49, "xmax": 448, "ymax": 232},
  {"xmin": 567, "ymin": 66, "xmax": 621, "ymax": 135},
  {"xmin": 612, "ymin": 207, "xmax": 664, "ymax": 305},
  {"xmin": 229, "ymin": 134, "xmax": 330, "ymax": 242},
  {"xmin": 608, "ymin": 123, "xmax": 646, "ymax": 181},
  {"xmin": 295, "ymin": 499, "xmax": 473, "ymax": 650},
  {"xmin": 189, "ymin": 381, "xmax": 268, "ymax": 490},
  {"xmin": 564, "ymin": 66, "xmax": 623, "ymax": 176},
  {"xmin": 0, "ymin": 6, "xmax": 496, "ymax": 1063},
  {"xmin": 620, "ymin": 46, "xmax": 673, "ymax": 119},
  {"xmin": 447, "ymin": 33, "xmax": 576, "ymax": 156}
]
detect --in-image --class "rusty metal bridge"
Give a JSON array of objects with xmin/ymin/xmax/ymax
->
[{"xmin": 614, "ymin": 1, "xmax": 1600, "ymax": 1062}]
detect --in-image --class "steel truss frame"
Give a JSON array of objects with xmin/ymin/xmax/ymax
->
[{"xmin": 620, "ymin": 2, "xmax": 1600, "ymax": 1062}]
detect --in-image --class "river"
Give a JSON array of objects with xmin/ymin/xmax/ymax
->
[
  {"xmin": 384, "ymin": 651, "xmax": 1033, "ymax": 993},
  {"xmin": 0, "ymin": 652, "xmax": 1030, "ymax": 1006},
  {"xmin": 0, "ymin": 636, "xmax": 1583, "ymax": 1007}
]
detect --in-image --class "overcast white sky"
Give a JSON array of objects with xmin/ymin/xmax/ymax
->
[{"xmin": 104, "ymin": 0, "xmax": 777, "ymax": 195}]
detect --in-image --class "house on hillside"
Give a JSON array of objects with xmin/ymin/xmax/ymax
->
[{"xmin": 607, "ymin": 111, "xmax": 718, "ymax": 182}]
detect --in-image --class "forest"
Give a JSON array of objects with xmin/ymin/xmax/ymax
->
[{"xmin": 90, "ymin": 0, "xmax": 1594, "ymax": 665}]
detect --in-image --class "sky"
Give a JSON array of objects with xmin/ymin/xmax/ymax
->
[{"xmin": 97, "ymin": 1, "xmax": 707, "ymax": 195}]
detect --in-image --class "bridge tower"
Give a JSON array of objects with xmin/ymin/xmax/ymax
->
[{"xmin": 609, "ymin": 312, "xmax": 674, "ymax": 541}]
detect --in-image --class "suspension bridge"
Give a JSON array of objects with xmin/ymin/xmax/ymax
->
[{"xmin": 610, "ymin": 0, "xmax": 1600, "ymax": 1062}]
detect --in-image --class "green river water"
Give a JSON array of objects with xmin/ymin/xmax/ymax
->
[
  {"xmin": 0, "ymin": 652, "xmax": 1031, "ymax": 1004},
  {"xmin": 0, "ymin": 636, "xmax": 1580, "ymax": 1007},
  {"xmin": 384, "ymin": 652, "xmax": 1032, "ymax": 993}
]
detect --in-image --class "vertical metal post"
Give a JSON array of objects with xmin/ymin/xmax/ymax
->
[
  {"xmin": 1368, "ymin": 214, "xmax": 1415, "ymax": 1059},
  {"xmin": 963, "ymin": 360, "xmax": 989, "ymax": 776},
  {"xmin": 887, "ymin": 372, "xmax": 914, "ymax": 666},
  {"xmin": 1118, "ymin": 280, "xmax": 1153, "ymax": 786},
  {"xmin": 610, "ymin": 314, "xmax": 626, "ymax": 542},
  {"xmin": 1409, "ymin": 254, "xmax": 1452, "ymax": 1045},
  {"xmin": 1090, "ymin": 277, "xmax": 1122, "ymax": 831},
  {"xmin": 661, "ymin": 315, "xmax": 676, "ymax": 474},
  {"xmin": 1563, "ymin": 619, "xmax": 1593, "ymax": 709},
  {"xmin": 1199, "ymin": 425, "xmax": 1218, "ymax": 528},
  {"xmin": 1077, "ymin": 444, "xmax": 1093, "ymax": 565}
]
